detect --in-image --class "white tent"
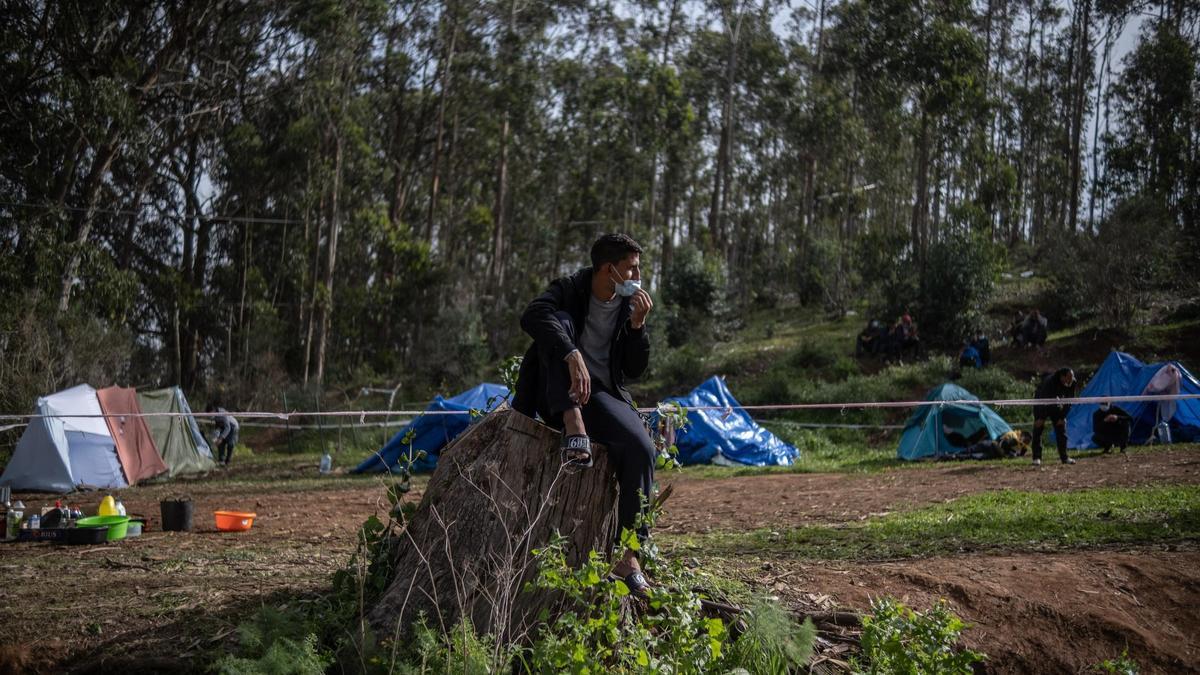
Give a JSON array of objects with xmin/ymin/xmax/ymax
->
[{"xmin": 0, "ymin": 384, "xmax": 128, "ymax": 493}]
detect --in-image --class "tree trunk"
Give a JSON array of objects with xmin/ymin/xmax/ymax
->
[
  {"xmin": 708, "ymin": 2, "xmax": 744, "ymax": 248},
  {"xmin": 368, "ymin": 408, "xmax": 621, "ymax": 645},
  {"xmin": 911, "ymin": 108, "xmax": 930, "ymax": 259},
  {"xmin": 1067, "ymin": 0, "xmax": 1091, "ymax": 233},
  {"xmin": 316, "ymin": 133, "xmax": 343, "ymax": 386},
  {"xmin": 427, "ymin": 5, "xmax": 459, "ymax": 244}
]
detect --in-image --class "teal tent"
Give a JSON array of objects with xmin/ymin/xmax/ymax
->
[{"xmin": 896, "ymin": 384, "xmax": 1013, "ymax": 460}]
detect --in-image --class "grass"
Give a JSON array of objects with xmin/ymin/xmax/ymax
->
[{"xmin": 664, "ymin": 485, "xmax": 1200, "ymax": 561}]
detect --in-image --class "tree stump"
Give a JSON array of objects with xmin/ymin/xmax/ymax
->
[{"xmin": 367, "ymin": 408, "xmax": 621, "ymax": 645}]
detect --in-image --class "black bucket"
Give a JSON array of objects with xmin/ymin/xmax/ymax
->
[{"xmin": 160, "ymin": 498, "xmax": 194, "ymax": 532}]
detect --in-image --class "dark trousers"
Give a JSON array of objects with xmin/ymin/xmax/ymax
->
[
  {"xmin": 1094, "ymin": 419, "xmax": 1131, "ymax": 451},
  {"xmin": 516, "ymin": 311, "xmax": 655, "ymax": 544},
  {"xmin": 1032, "ymin": 408, "xmax": 1068, "ymax": 462},
  {"xmin": 216, "ymin": 429, "xmax": 237, "ymax": 465}
]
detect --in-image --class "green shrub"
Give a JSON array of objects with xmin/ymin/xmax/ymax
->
[
  {"xmin": 1094, "ymin": 648, "xmax": 1139, "ymax": 675},
  {"xmin": 853, "ymin": 597, "xmax": 984, "ymax": 674},
  {"xmin": 722, "ymin": 601, "xmax": 815, "ymax": 673},
  {"xmin": 212, "ymin": 609, "xmax": 331, "ymax": 675},
  {"xmin": 528, "ymin": 536, "xmax": 726, "ymax": 674}
]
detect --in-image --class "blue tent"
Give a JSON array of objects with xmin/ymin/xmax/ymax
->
[
  {"xmin": 655, "ymin": 376, "xmax": 799, "ymax": 466},
  {"xmin": 353, "ymin": 383, "xmax": 510, "ymax": 474},
  {"xmin": 1065, "ymin": 351, "xmax": 1200, "ymax": 448},
  {"xmin": 896, "ymin": 384, "xmax": 1013, "ymax": 460}
]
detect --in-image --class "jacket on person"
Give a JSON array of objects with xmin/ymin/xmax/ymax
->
[
  {"xmin": 1034, "ymin": 368, "xmax": 1077, "ymax": 414},
  {"xmin": 213, "ymin": 408, "xmax": 239, "ymax": 442},
  {"xmin": 515, "ymin": 267, "xmax": 651, "ymax": 411},
  {"xmin": 1092, "ymin": 405, "xmax": 1132, "ymax": 430}
]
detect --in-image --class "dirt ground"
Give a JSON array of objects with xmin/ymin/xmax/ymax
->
[
  {"xmin": 659, "ymin": 446, "xmax": 1200, "ymax": 533},
  {"xmin": 0, "ymin": 448, "xmax": 1197, "ymax": 674}
]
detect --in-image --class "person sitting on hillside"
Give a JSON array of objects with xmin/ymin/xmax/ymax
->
[
  {"xmin": 891, "ymin": 313, "xmax": 920, "ymax": 360},
  {"xmin": 1092, "ymin": 400, "xmax": 1133, "ymax": 453},
  {"xmin": 958, "ymin": 341, "xmax": 983, "ymax": 369},
  {"xmin": 1031, "ymin": 367, "xmax": 1077, "ymax": 466},
  {"xmin": 855, "ymin": 319, "xmax": 888, "ymax": 357},
  {"xmin": 1020, "ymin": 309, "xmax": 1048, "ymax": 348},
  {"xmin": 1009, "ymin": 311, "xmax": 1026, "ymax": 346},
  {"xmin": 971, "ymin": 331, "xmax": 991, "ymax": 367},
  {"xmin": 206, "ymin": 404, "xmax": 240, "ymax": 467}
]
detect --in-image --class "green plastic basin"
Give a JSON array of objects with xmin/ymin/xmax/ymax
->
[{"xmin": 76, "ymin": 515, "xmax": 130, "ymax": 541}]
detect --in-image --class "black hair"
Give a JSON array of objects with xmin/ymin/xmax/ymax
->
[{"xmin": 590, "ymin": 233, "xmax": 643, "ymax": 269}]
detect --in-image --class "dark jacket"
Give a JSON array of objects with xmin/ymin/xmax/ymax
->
[
  {"xmin": 516, "ymin": 267, "xmax": 650, "ymax": 409},
  {"xmin": 1092, "ymin": 405, "xmax": 1132, "ymax": 430},
  {"xmin": 1034, "ymin": 368, "xmax": 1077, "ymax": 415}
]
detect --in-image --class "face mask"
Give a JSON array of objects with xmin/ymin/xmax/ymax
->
[
  {"xmin": 1100, "ymin": 403, "xmax": 1110, "ymax": 412},
  {"xmin": 610, "ymin": 266, "xmax": 641, "ymax": 297}
]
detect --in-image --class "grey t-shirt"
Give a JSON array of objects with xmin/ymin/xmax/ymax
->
[{"xmin": 578, "ymin": 294, "xmax": 621, "ymax": 391}]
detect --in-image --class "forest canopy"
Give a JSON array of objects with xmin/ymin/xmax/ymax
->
[{"xmin": 1, "ymin": 0, "xmax": 1196, "ymax": 412}]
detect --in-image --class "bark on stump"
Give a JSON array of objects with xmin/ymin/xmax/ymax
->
[{"xmin": 367, "ymin": 408, "xmax": 621, "ymax": 644}]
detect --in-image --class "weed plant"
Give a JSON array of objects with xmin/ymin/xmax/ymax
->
[{"xmin": 853, "ymin": 597, "xmax": 984, "ymax": 674}]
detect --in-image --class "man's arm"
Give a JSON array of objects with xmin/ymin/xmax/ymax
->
[
  {"xmin": 620, "ymin": 288, "xmax": 652, "ymax": 379},
  {"xmin": 519, "ymin": 276, "xmax": 578, "ymax": 361}
]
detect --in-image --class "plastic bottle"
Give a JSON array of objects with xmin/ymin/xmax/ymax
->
[
  {"xmin": 115, "ymin": 499, "xmax": 127, "ymax": 517},
  {"xmin": 7, "ymin": 501, "xmax": 23, "ymax": 539},
  {"xmin": 98, "ymin": 495, "xmax": 117, "ymax": 516},
  {"xmin": 319, "ymin": 452, "xmax": 332, "ymax": 475},
  {"xmin": 29, "ymin": 513, "xmax": 40, "ymax": 530}
]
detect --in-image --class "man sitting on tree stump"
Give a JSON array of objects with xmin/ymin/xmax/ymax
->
[{"xmin": 512, "ymin": 233, "xmax": 655, "ymax": 593}]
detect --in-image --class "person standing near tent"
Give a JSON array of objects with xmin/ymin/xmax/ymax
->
[
  {"xmin": 1092, "ymin": 401, "xmax": 1132, "ymax": 453},
  {"xmin": 512, "ymin": 233, "xmax": 654, "ymax": 593},
  {"xmin": 1031, "ymin": 368, "xmax": 1077, "ymax": 465},
  {"xmin": 206, "ymin": 405, "xmax": 240, "ymax": 467}
]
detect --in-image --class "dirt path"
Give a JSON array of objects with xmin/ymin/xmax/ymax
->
[{"xmin": 659, "ymin": 447, "xmax": 1200, "ymax": 533}]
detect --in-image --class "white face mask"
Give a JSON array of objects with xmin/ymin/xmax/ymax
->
[{"xmin": 610, "ymin": 266, "xmax": 641, "ymax": 297}]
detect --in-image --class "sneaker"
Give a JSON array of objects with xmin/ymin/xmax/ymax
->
[
  {"xmin": 1032, "ymin": 459, "xmax": 1041, "ymax": 466},
  {"xmin": 1062, "ymin": 458, "xmax": 1076, "ymax": 465}
]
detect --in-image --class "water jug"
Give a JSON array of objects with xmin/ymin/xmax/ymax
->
[
  {"xmin": 319, "ymin": 452, "xmax": 332, "ymax": 475},
  {"xmin": 98, "ymin": 495, "xmax": 118, "ymax": 516},
  {"xmin": 1154, "ymin": 421, "xmax": 1172, "ymax": 444}
]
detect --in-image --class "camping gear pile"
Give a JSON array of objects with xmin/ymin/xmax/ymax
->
[{"xmin": 0, "ymin": 384, "xmax": 215, "ymax": 493}]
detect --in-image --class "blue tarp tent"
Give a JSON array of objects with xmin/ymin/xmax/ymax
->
[
  {"xmin": 896, "ymin": 384, "xmax": 1013, "ymax": 460},
  {"xmin": 655, "ymin": 376, "xmax": 799, "ymax": 466},
  {"xmin": 353, "ymin": 383, "xmax": 509, "ymax": 474},
  {"xmin": 1065, "ymin": 351, "xmax": 1200, "ymax": 448}
]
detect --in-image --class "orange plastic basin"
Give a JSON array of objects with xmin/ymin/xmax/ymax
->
[{"xmin": 214, "ymin": 510, "xmax": 257, "ymax": 532}]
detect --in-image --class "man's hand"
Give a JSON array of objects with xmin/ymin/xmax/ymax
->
[
  {"xmin": 1105, "ymin": 414, "xmax": 1118, "ymax": 423},
  {"xmin": 565, "ymin": 350, "xmax": 590, "ymax": 405},
  {"xmin": 630, "ymin": 287, "xmax": 653, "ymax": 329}
]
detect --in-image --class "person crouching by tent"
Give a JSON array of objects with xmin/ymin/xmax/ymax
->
[
  {"xmin": 1093, "ymin": 400, "xmax": 1132, "ymax": 453},
  {"xmin": 1032, "ymin": 368, "xmax": 1077, "ymax": 466},
  {"xmin": 511, "ymin": 233, "xmax": 655, "ymax": 594},
  {"xmin": 206, "ymin": 405, "xmax": 240, "ymax": 467}
]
